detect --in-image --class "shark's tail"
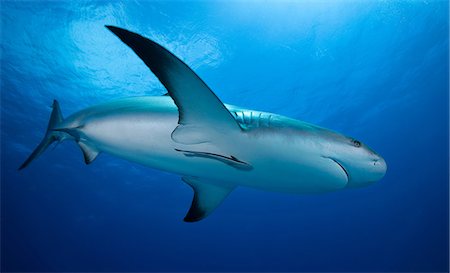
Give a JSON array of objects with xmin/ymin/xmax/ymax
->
[{"xmin": 18, "ymin": 100, "xmax": 66, "ymax": 170}]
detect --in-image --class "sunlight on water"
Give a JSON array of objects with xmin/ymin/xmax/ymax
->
[{"xmin": 1, "ymin": 1, "xmax": 448, "ymax": 272}]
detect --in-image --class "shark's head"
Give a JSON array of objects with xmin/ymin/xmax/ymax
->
[{"xmin": 323, "ymin": 134, "xmax": 387, "ymax": 188}]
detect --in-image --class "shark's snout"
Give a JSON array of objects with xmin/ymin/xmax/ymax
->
[
  {"xmin": 344, "ymin": 155, "xmax": 387, "ymax": 188},
  {"xmin": 371, "ymin": 156, "xmax": 387, "ymax": 181}
]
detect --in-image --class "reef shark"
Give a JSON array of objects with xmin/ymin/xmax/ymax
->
[{"xmin": 19, "ymin": 26, "xmax": 387, "ymax": 222}]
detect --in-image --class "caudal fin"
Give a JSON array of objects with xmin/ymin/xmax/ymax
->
[{"xmin": 19, "ymin": 100, "xmax": 64, "ymax": 170}]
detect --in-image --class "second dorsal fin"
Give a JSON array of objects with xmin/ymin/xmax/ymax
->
[{"xmin": 78, "ymin": 141, "xmax": 100, "ymax": 164}]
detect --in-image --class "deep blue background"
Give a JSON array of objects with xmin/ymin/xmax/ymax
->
[{"xmin": 1, "ymin": 1, "xmax": 448, "ymax": 272}]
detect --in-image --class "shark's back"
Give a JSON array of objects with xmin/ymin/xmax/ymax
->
[{"xmin": 62, "ymin": 96, "xmax": 325, "ymax": 138}]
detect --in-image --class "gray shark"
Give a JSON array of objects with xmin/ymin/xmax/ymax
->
[{"xmin": 19, "ymin": 26, "xmax": 387, "ymax": 222}]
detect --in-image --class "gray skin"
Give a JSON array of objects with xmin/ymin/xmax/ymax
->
[
  {"xmin": 60, "ymin": 96, "xmax": 386, "ymax": 194},
  {"xmin": 19, "ymin": 26, "xmax": 387, "ymax": 221}
]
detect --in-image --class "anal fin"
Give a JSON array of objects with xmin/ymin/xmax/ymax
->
[{"xmin": 182, "ymin": 177, "xmax": 234, "ymax": 222}]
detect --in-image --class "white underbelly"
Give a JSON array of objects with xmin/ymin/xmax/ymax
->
[{"xmin": 81, "ymin": 113, "xmax": 347, "ymax": 194}]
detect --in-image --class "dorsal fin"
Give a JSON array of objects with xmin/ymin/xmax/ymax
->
[
  {"xmin": 106, "ymin": 26, "xmax": 242, "ymax": 144},
  {"xmin": 182, "ymin": 177, "xmax": 234, "ymax": 222}
]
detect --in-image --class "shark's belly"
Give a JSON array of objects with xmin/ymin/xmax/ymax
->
[
  {"xmin": 81, "ymin": 111, "xmax": 184, "ymax": 169},
  {"xmin": 79, "ymin": 111, "xmax": 347, "ymax": 194},
  {"xmin": 80, "ymin": 112, "xmax": 243, "ymax": 178}
]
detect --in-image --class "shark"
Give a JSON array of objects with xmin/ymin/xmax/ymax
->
[{"xmin": 19, "ymin": 26, "xmax": 387, "ymax": 222}]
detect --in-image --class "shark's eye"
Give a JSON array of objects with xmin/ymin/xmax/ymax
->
[{"xmin": 352, "ymin": 140, "xmax": 361, "ymax": 147}]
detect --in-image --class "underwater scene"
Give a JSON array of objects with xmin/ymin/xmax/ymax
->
[{"xmin": 1, "ymin": 1, "xmax": 449, "ymax": 272}]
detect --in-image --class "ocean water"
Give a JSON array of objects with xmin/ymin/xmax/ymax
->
[{"xmin": 1, "ymin": 1, "xmax": 448, "ymax": 272}]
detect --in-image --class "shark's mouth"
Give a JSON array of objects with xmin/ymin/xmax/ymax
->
[{"xmin": 323, "ymin": 156, "xmax": 349, "ymax": 183}]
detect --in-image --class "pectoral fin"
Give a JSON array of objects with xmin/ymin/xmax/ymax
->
[
  {"xmin": 182, "ymin": 177, "xmax": 234, "ymax": 222},
  {"xmin": 106, "ymin": 26, "xmax": 242, "ymax": 145}
]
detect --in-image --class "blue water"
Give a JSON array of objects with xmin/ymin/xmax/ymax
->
[{"xmin": 1, "ymin": 1, "xmax": 448, "ymax": 272}]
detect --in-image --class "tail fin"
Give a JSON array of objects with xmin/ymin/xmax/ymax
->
[{"xmin": 19, "ymin": 100, "xmax": 64, "ymax": 170}]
